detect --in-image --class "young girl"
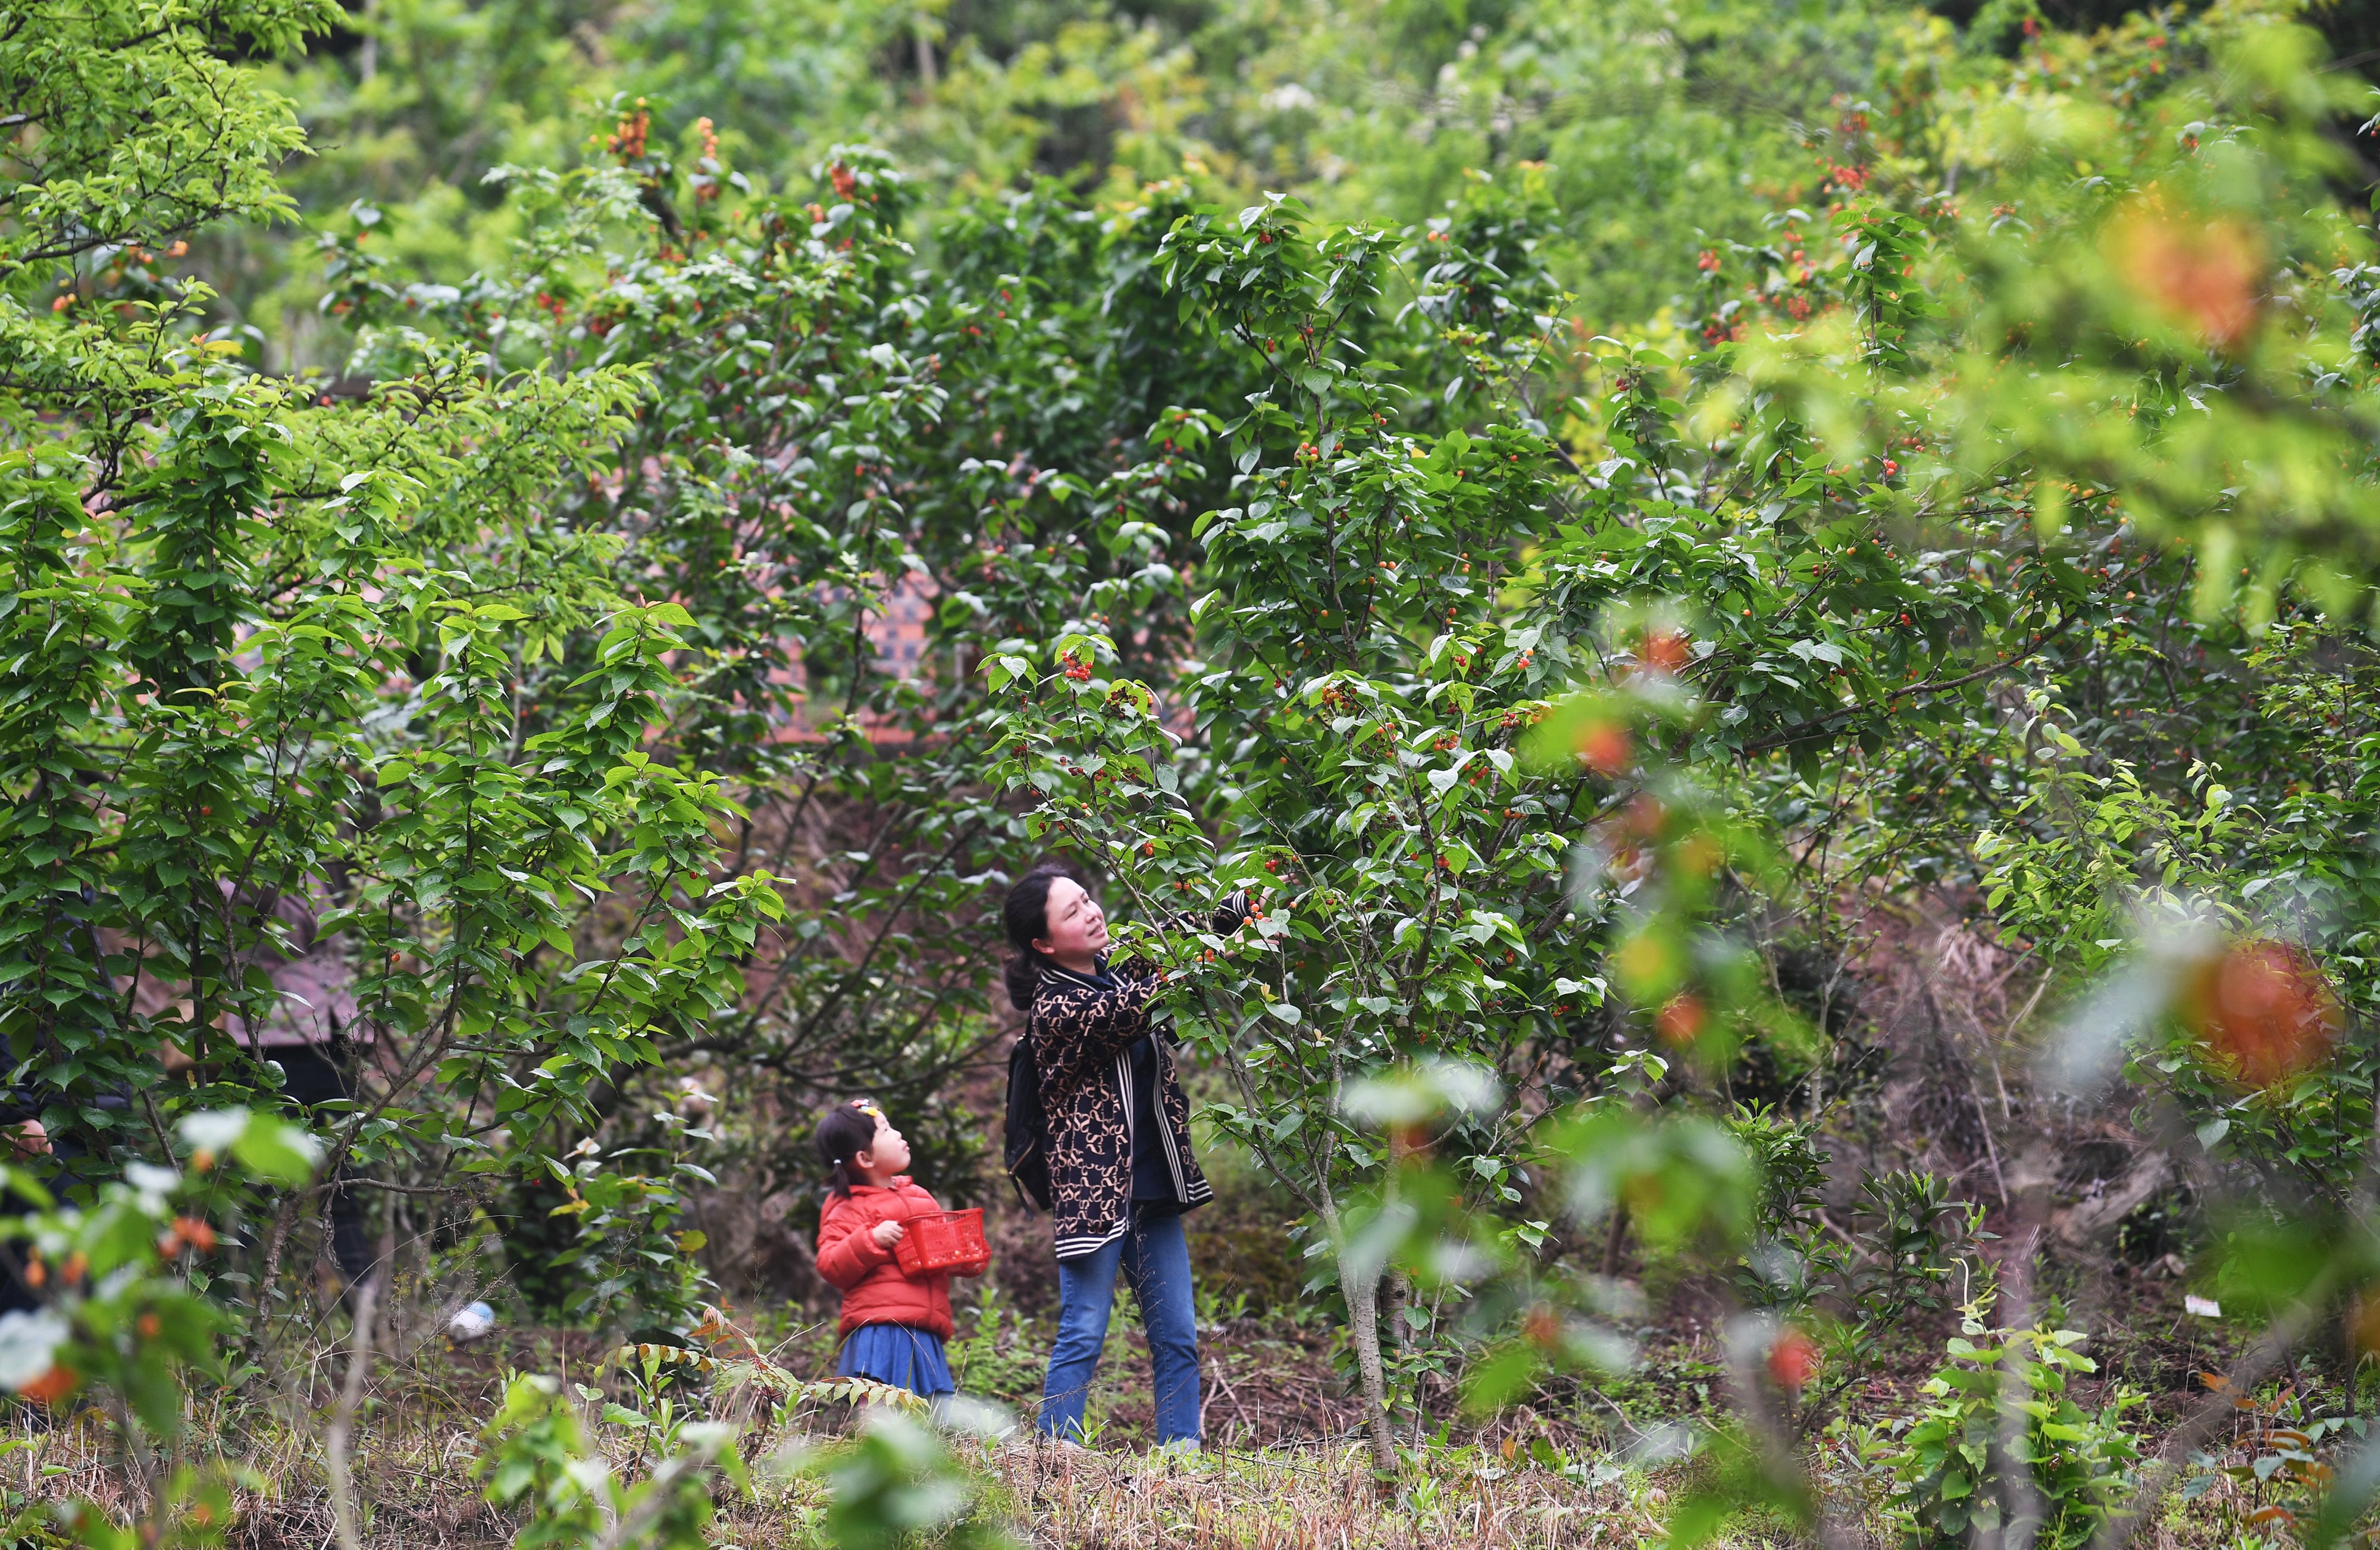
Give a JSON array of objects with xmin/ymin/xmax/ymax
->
[{"xmin": 813, "ymin": 1100, "xmax": 985, "ymax": 1400}]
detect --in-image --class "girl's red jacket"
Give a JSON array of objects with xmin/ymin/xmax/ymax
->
[{"xmin": 815, "ymin": 1176, "xmax": 984, "ymax": 1339}]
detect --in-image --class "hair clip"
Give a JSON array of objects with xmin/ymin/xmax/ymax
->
[{"xmin": 850, "ymin": 1099, "xmax": 885, "ymax": 1122}]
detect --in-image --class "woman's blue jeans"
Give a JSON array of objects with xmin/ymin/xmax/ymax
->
[{"xmin": 1039, "ymin": 1212, "xmax": 1201, "ymax": 1446}]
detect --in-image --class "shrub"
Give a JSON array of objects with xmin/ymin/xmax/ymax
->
[{"xmin": 1888, "ymin": 1308, "xmax": 2143, "ymax": 1550}]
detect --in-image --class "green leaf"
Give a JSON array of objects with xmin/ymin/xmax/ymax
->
[{"xmin": 233, "ymin": 1115, "xmax": 325, "ymax": 1186}]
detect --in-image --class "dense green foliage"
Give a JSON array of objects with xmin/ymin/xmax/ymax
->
[{"xmin": 231, "ymin": 0, "xmax": 1903, "ymax": 352}]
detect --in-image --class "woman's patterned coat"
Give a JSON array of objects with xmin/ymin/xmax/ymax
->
[{"xmin": 1028, "ymin": 957, "xmax": 1212, "ymax": 1260}]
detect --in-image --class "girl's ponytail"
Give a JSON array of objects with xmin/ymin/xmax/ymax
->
[
  {"xmin": 1001, "ymin": 860, "xmax": 1085, "ymax": 1012},
  {"xmin": 815, "ymin": 1102, "xmax": 879, "ymax": 1198}
]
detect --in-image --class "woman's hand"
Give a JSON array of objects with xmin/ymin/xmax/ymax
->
[{"xmin": 870, "ymin": 1219, "xmax": 906, "ymax": 1250}]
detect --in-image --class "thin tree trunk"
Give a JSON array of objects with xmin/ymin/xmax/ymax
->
[
  {"xmin": 1383, "ymin": 1128, "xmax": 1416, "ymax": 1361},
  {"xmin": 258, "ymin": 1185, "xmax": 306, "ymax": 1307},
  {"xmin": 325, "ymin": 1279, "xmax": 378, "ymax": 1550},
  {"xmin": 1321, "ymin": 1196, "xmax": 1398, "ymax": 1476},
  {"xmin": 1340, "ymin": 1251, "xmax": 1396, "ymax": 1474}
]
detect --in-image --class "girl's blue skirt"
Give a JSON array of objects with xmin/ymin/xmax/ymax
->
[{"xmin": 837, "ymin": 1323, "xmax": 954, "ymax": 1397}]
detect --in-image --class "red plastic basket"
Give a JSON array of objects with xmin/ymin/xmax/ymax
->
[{"xmin": 893, "ymin": 1208, "xmax": 989, "ymax": 1276}]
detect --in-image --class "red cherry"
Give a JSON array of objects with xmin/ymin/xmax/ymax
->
[{"xmin": 1576, "ymin": 721, "xmax": 1630, "ymax": 776}]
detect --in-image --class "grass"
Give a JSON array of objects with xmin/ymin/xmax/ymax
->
[
  {"xmin": 7, "ymin": 1396, "xmax": 1661, "ymax": 1549},
  {"xmin": 9, "ymin": 1395, "xmax": 2300, "ymax": 1549},
  {"xmin": 0, "ymin": 1259, "xmax": 2336, "ymax": 1549},
  {"xmin": 972, "ymin": 1441, "xmax": 1646, "ymax": 1549}
]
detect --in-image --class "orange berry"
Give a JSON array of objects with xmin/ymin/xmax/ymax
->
[
  {"xmin": 1768, "ymin": 1328, "xmax": 1820, "ymax": 1390},
  {"xmin": 18, "ymin": 1364, "xmax": 76, "ymax": 1406},
  {"xmin": 2184, "ymin": 940, "xmax": 2340, "ymax": 1086},
  {"xmin": 2108, "ymin": 201, "xmax": 2262, "ymax": 350},
  {"xmin": 1655, "ymin": 995, "xmax": 1706, "ymax": 1047}
]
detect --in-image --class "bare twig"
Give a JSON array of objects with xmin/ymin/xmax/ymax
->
[{"xmin": 325, "ymin": 1278, "xmax": 380, "ymax": 1550}]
